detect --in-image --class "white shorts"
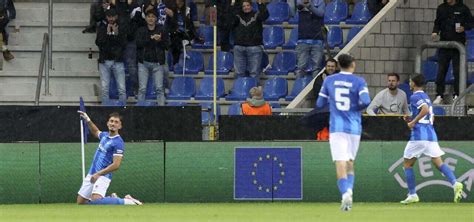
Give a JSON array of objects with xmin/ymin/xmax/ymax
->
[
  {"xmin": 329, "ymin": 132, "xmax": 361, "ymax": 161},
  {"xmin": 77, "ymin": 174, "xmax": 111, "ymax": 200},
  {"xmin": 403, "ymin": 141, "xmax": 445, "ymax": 159}
]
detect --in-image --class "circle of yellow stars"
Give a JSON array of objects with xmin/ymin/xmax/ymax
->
[{"xmin": 251, "ymin": 154, "xmax": 285, "ymax": 193}]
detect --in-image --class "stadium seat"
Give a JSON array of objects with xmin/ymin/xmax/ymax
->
[
  {"xmin": 344, "ymin": 26, "xmax": 363, "ymax": 47},
  {"xmin": 427, "ymin": 50, "xmax": 439, "ymax": 61},
  {"xmin": 263, "ymin": 77, "xmax": 288, "ymax": 101},
  {"xmin": 263, "ymin": 26, "xmax": 285, "ymax": 49},
  {"xmin": 466, "ymin": 40, "xmax": 474, "ymax": 62},
  {"xmin": 167, "ymin": 101, "xmax": 188, "ymax": 106},
  {"xmin": 265, "ymin": 2, "xmax": 290, "ymax": 24},
  {"xmin": 433, "ymin": 106, "xmax": 446, "ymax": 116},
  {"xmin": 285, "ymin": 76, "xmax": 313, "ymax": 101},
  {"xmin": 195, "ymin": 77, "xmax": 225, "ymax": 100},
  {"xmin": 136, "ymin": 101, "xmax": 157, "ymax": 106},
  {"xmin": 324, "ymin": 0, "xmax": 348, "ymax": 24},
  {"xmin": 102, "ymin": 100, "xmax": 126, "ymax": 106},
  {"xmin": 288, "ymin": 12, "xmax": 299, "ymax": 24},
  {"xmin": 398, "ymin": 83, "xmax": 412, "ymax": 101},
  {"xmin": 192, "ymin": 26, "xmax": 214, "ymax": 49},
  {"xmin": 167, "ymin": 77, "xmax": 195, "ymax": 100},
  {"xmin": 422, "ymin": 60, "xmax": 438, "ymax": 82},
  {"xmin": 270, "ymin": 103, "xmax": 281, "ymax": 109},
  {"xmin": 266, "ymin": 51, "xmax": 297, "ymax": 75},
  {"xmin": 466, "ymin": 29, "xmax": 474, "ymax": 40},
  {"xmin": 226, "ymin": 77, "xmax": 258, "ymax": 101},
  {"xmin": 345, "ymin": 0, "xmax": 372, "ymax": 24},
  {"xmin": 327, "ymin": 26, "xmax": 343, "ymax": 49},
  {"xmin": 282, "ymin": 28, "xmax": 298, "ymax": 49},
  {"xmin": 201, "ymin": 102, "xmax": 221, "ymax": 124},
  {"xmin": 204, "ymin": 51, "xmax": 234, "ymax": 75},
  {"xmin": 173, "ymin": 51, "xmax": 204, "ymax": 75},
  {"xmin": 227, "ymin": 102, "xmax": 242, "ymax": 115}
]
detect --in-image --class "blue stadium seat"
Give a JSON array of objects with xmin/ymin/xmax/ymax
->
[
  {"xmin": 192, "ymin": 26, "xmax": 214, "ymax": 49},
  {"xmin": 195, "ymin": 77, "xmax": 225, "ymax": 100},
  {"xmin": 167, "ymin": 101, "xmax": 188, "ymax": 106},
  {"xmin": 266, "ymin": 51, "xmax": 296, "ymax": 75},
  {"xmin": 398, "ymin": 83, "xmax": 412, "ymax": 101},
  {"xmin": 427, "ymin": 50, "xmax": 439, "ymax": 61},
  {"xmin": 226, "ymin": 77, "xmax": 258, "ymax": 101},
  {"xmin": 265, "ymin": 2, "xmax": 290, "ymax": 24},
  {"xmin": 467, "ymin": 40, "xmax": 474, "ymax": 62},
  {"xmin": 263, "ymin": 26, "xmax": 285, "ymax": 49},
  {"xmin": 204, "ymin": 51, "xmax": 233, "ymax": 75},
  {"xmin": 285, "ymin": 76, "xmax": 313, "ymax": 101},
  {"xmin": 433, "ymin": 106, "xmax": 446, "ymax": 116},
  {"xmin": 468, "ymin": 72, "xmax": 474, "ymax": 85},
  {"xmin": 167, "ymin": 77, "xmax": 195, "ymax": 100},
  {"xmin": 345, "ymin": 0, "xmax": 372, "ymax": 24},
  {"xmin": 324, "ymin": 0, "xmax": 348, "ymax": 24},
  {"xmin": 282, "ymin": 28, "xmax": 298, "ymax": 49},
  {"xmin": 270, "ymin": 103, "xmax": 281, "ymax": 109},
  {"xmin": 327, "ymin": 26, "xmax": 343, "ymax": 49},
  {"xmin": 288, "ymin": 11, "xmax": 299, "ymax": 24},
  {"xmin": 344, "ymin": 26, "xmax": 363, "ymax": 47},
  {"xmin": 263, "ymin": 77, "xmax": 288, "ymax": 101},
  {"xmin": 227, "ymin": 102, "xmax": 242, "ymax": 115},
  {"xmin": 201, "ymin": 102, "xmax": 221, "ymax": 124},
  {"xmin": 173, "ymin": 51, "xmax": 204, "ymax": 75},
  {"xmin": 102, "ymin": 100, "xmax": 126, "ymax": 106},
  {"xmin": 136, "ymin": 101, "xmax": 157, "ymax": 106},
  {"xmin": 422, "ymin": 60, "xmax": 438, "ymax": 82},
  {"xmin": 466, "ymin": 29, "xmax": 474, "ymax": 40}
]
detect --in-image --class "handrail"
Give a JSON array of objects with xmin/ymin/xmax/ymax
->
[
  {"xmin": 34, "ymin": 33, "xmax": 49, "ymax": 106},
  {"xmin": 414, "ymin": 41, "xmax": 467, "ymax": 116}
]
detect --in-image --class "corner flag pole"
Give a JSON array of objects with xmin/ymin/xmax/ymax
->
[
  {"xmin": 212, "ymin": 5, "xmax": 217, "ymax": 126},
  {"xmin": 80, "ymin": 119, "xmax": 86, "ymax": 178}
]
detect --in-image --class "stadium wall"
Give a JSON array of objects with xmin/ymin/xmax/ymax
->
[{"xmin": 1, "ymin": 141, "xmax": 472, "ymax": 204}]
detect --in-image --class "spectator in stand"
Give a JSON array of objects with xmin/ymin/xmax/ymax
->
[
  {"xmin": 135, "ymin": 10, "xmax": 169, "ymax": 105},
  {"xmin": 204, "ymin": 0, "xmax": 243, "ymax": 51},
  {"xmin": 241, "ymin": 86, "xmax": 272, "ymax": 115},
  {"xmin": 232, "ymin": 0, "xmax": 269, "ymax": 80},
  {"xmin": 96, "ymin": 9, "xmax": 129, "ymax": 103},
  {"xmin": 432, "ymin": 0, "xmax": 472, "ymax": 104},
  {"xmin": 368, "ymin": 0, "xmax": 389, "ymax": 16},
  {"xmin": 167, "ymin": 0, "xmax": 201, "ymax": 65},
  {"xmin": 366, "ymin": 73, "xmax": 410, "ymax": 116},
  {"xmin": 0, "ymin": 0, "xmax": 15, "ymax": 61},
  {"xmin": 295, "ymin": 0, "xmax": 325, "ymax": 78}
]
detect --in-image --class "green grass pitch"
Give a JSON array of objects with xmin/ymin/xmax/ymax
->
[{"xmin": 0, "ymin": 203, "xmax": 472, "ymax": 222}]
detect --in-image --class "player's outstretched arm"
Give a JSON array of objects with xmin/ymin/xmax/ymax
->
[{"xmin": 78, "ymin": 111, "xmax": 101, "ymax": 139}]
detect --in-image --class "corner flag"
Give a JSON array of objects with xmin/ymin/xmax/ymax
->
[{"xmin": 79, "ymin": 97, "xmax": 89, "ymax": 144}]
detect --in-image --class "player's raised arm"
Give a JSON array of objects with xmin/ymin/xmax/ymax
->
[
  {"xmin": 78, "ymin": 111, "xmax": 101, "ymax": 139},
  {"xmin": 316, "ymin": 80, "xmax": 329, "ymax": 109},
  {"xmin": 358, "ymin": 80, "xmax": 371, "ymax": 111}
]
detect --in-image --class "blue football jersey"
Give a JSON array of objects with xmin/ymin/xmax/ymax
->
[
  {"xmin": 316, "ymin": 72, "xmax": 371, "ymax": 135},
  {"xmin": 409, "ymin": 91, "xmax": 438, "ymax": 141},
  {"xmin": 88, "ymin": 132, "xmax": 125, "ymax": 179}
]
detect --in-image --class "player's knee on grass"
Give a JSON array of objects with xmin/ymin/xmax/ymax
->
[{"xmin": 76, "ymin": 195, "xmax": 89, "ymax": 204}]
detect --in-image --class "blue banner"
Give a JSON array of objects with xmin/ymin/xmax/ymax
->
[{"xmin": 234, "ymin": 147, "xmax": 302, "ymax": 200}]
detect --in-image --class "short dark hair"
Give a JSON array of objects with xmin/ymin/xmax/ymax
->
[
  {"xmin": 337, "ymin": 54, "xmax": 355, "ymax": 69},
  {"xmin": 411, "ymin": 74, "xmax": 426, "ymax": 87},
  {"xmin": 387, "ymin": 73, "xmax": 400, "ymax": 81},
  {"xmin": 109, "ymin": 112, "xmax": 123, "ymax": 121},
  {"xmin": 326, "ymin": 58, "xmax": 338, "ymax": 65}
]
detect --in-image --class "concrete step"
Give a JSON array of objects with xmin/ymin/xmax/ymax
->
[
  {"xmin": 0, "ymin": 77, "xmax": 98, "ymax": 96},
  {"xmin": 8, "ymin": 27, "xmax": 95, "ymax": 48},
  {"xmin": 15, "ymin": 3, "xmax": 89, "ymax": 23},
  {"xmin": 1, "ymin": 56, "xmax": 98, "ymax": 72}
]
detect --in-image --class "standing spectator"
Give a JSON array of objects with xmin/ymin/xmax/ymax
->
[
  {"xmin": 135, "ymin": 10, "xmax": 169, "ymax": 105},
  {"xmin": 232, "ymin": 0, "xmax": 269, "ymax": 80},
  {"xmin": 432, "ymin": 0, "xmax": 472, "ymax": 104},
  {"xmin": 0, "ymin": 0, "xmax": 15, "ymax": 61},
  {"xmin": 295, "ymin": 0, "xmax": 325, "ymax": 78},
  {"xmin": 205, "ymin": 0, "xmax": 243, "ymax": 51},
  {"xmin": 241, "ymin": 86, "xmax": 272, "ymax": 115},
  {"xmin": 368, "ymin": 0, "xmax": 389, "ymax": 16},
  {"xmin": 366, "ymin": 73, "xmax": 410, "ymax": 116},
  {"xmin": 96, "ymin": 9, "xmax": 129, "ymax": 103},
  {"xmin": 167, "ymin": 0, "xmax": 201, "ymax": 64}
]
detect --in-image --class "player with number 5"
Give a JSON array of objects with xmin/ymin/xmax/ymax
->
[
  {"xmin": 399, "ymin": 74, "xmax": 463, "ymax": 205},
  {"xmin": 316, "ymin": 54, "xmax": 371, "ymax": 211}
]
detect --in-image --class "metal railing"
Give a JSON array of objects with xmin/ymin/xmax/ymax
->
[
  {"xmin": 414, "ymin": 41, "xmax": 467, "ymax": 115},
  {"xmin": 34, "ymin": 33, "xmax": 50, "ymax": 106}
]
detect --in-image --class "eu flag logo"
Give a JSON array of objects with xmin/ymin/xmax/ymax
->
[{"xmin": 234, "ymin": 147, "xmax": 302, "ymax": 200}]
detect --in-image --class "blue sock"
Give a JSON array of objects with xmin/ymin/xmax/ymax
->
[
  {"xmin": 404, "ymin": 168, "xmax": 416, "ymax": 195},
  {"xmin": 87, "ymin": 197, "xmax": 125, "ymax": 205},
  {"xmin": 347, "ymin": 174, "xmax": 355, "ymax": 191},
  {"xmin": 337, "ymin": 178, "xmax": 348, "ymax": 195},
  {"xmin": 439, "ymin": 164, "xmax": 457, "ymax": 185}
]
